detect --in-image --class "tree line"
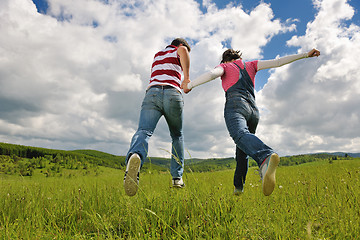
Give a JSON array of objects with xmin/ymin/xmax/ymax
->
[
  {"xmin": 0, "ymin": 142, "xmax": 124, "ymax": 176},
  {"xmin": 0, "ymin": 142, "xmax": 354, "ymax": 176}
]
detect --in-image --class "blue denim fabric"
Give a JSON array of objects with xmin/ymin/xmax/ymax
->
[
  {"xmin": 126, "ymin": 86, "xmax": 184, "ymax": 178},
  {"xmin": 224, "ymin": 62, "xmax": 274, "ymax": 189}
]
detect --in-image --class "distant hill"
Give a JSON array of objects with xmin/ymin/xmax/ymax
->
[
  {"xmin": 149, "ymin": 152, "xmax": 359, "ymax": 172},
  {"xmin": 0, "ymin": 142, "xmax": 124, "ymax": 169},
  {"xmin": 0, "ymin": 142, "xmax": 358, "ymax": 176},
  {"xmin": 317, "ymin": 152, "xmax": 360, "ymax": 158}
]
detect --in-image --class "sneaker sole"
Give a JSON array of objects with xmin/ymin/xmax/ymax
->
[
  {"xmin": 124, "ymin": 155, "xmax": 141, "ymax": 196},
  {"xmin": 262, "ymin": 153, "xmax": 280, "ymax": 196}
]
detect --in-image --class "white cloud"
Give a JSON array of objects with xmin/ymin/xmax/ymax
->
[{"xmin": 257, "ymin": 0, "xmax": 360, "ymax": 155}]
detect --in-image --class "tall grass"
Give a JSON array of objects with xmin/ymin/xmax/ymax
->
[{"xmin": 0, "ymin": 159, "xmax": 359, "ymax": 239}]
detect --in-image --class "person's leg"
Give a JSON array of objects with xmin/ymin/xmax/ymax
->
[
  {"xmin": 224, "ymin": 98, "xmax": 273, "ymax": 167},
  {"xmin": 234, "ymin": 147, "xmax": 248, "ymax": 191},
  {"xmin": 233, "ymin": 104, "xmax": 261, "ymax": 193},
  {"xmin": 124, "ymin": 88, "xmax": 163, "ymax": 196},
  {"xmin": 126, "ymin": 88, "xmax": 163, "ymax": 167},
  {"xmin": 225, "ymin": 97, "xmax": 280, "ymax": 196},
  {"xmin": 163, "ymin": 88, "xmax": 184, "ymax": 180}
]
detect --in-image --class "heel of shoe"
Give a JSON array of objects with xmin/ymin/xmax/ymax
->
[{"xmin": 124, "ymin": 154, "xmax": 141, "ymax": 196}]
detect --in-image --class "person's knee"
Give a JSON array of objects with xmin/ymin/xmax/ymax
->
[{"xmin": 231, "ymin": 129, "xmax": 249, "ymax": 143}]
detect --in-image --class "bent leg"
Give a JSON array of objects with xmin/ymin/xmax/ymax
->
[{"xmin": 225, "ymin": 111, "xmax": 273, "ymax": 167}]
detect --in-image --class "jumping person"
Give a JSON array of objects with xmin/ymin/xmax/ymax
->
[
  {"xmin": 183, "ymin": 48, "xmax": 320, "ymax": 196},
  {"xmin": 124, "ymin": 38, "xmax": 191, "ymax": 196}
]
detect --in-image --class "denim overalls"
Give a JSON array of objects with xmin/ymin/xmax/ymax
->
[{"xmin": 224, "ymin": 62, "xmax": 274, "ymax": 189}]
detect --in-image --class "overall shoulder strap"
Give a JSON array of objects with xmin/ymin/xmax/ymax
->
[{"xmin": 233, "ymin": 61, "xmax": 246, "ymax": 70}]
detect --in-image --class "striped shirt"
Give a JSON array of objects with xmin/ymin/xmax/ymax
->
[{"xmin": 148, "ymin": 45, "xmax": 182, "ymax": 92}]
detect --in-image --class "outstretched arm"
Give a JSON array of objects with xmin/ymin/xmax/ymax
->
[
  {"xmin": 183, "ymin": 67, "xmax": 224, "ymax": 93},
  {"xmin": 257, "ymin": 48, "xmax": 320, "ymax": 71}
]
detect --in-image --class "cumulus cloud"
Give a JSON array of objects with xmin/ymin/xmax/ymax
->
[
  {"xmin": 0, "ymin": 0, "xmax": 357, "ymax": 158},
  {"xmin": 257, "ymin": 0, "xmax": 360, "ymax": 155}
]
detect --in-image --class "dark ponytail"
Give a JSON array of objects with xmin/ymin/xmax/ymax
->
[{"xmin": 221, "ymin": 49, "xmax": 242, "ymax": 63}]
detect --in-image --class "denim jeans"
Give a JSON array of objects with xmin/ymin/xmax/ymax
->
[
  {"xmin": 224, "ymin": 93, "xmax": 274, "ymax": 188},
  {"xmin": 126, "ymin": 86, "xmax": 184, "ymax": 178}
]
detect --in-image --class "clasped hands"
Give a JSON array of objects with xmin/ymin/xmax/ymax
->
[{"xmin": 181, "ymin": 79, "xmax": 191, "ymax": 94}]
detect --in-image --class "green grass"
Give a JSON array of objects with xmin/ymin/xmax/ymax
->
[{"xmin": 0, "ymin": 159, "xmax": 359, "ymax": 239}]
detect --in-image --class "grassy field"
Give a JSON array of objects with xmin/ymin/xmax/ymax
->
[{"xmin": 0, "ymin": 159, "xmax": 359, "ymax": 239}]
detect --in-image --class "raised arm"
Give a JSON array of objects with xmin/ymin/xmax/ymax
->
[
  {"xmin": 183, "ymin": 67, "xmax": 224, "ymax": 93},
  {"xmin": 257, "ymin": 48, "xmax": 320, "ymax": 71}
]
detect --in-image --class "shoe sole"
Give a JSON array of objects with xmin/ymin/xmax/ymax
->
[
  {"xmin": 262, "ymin": 153, "xmax": 280, "ymax": 196},
  {"xmin": 124, "ymin": 155, "xmax": 141, "ymax": 196}
]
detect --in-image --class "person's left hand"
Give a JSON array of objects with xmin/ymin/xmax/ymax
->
[{"xmin": 308, "ymin": 48, "xmax": 320, "ymax": 57}]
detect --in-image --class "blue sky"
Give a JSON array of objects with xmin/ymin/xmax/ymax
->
[{"xmin": 1, "ymin": 0, "xmax": 360, "ymax": 158}]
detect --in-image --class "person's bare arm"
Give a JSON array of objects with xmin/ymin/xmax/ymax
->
[{"xmin": 178, "ymin": 46, "xmax": 191, "ymax": 90}]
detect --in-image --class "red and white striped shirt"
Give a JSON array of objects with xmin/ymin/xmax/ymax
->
[{"xmin": 148, "ymin": 45, "xmax": 182, "ymax": 92}]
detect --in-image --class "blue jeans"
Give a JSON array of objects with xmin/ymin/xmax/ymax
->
[
  {"xmin": 224, "ymin": 94, "xmax": 274, "ymax": 188},
  {"xmin": 126, "ymin": 86, "xmax": 184, "ymax": 178}
]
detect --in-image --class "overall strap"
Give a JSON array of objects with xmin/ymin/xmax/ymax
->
[
  {"xmin": 226, "ymin": 61, "xmax": 256, "ymax": 100},
  {"xmin": 233, "ymin": 62, "xmax": 246, "ymax": 71}
]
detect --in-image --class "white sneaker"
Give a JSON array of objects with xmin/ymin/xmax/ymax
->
[
  {"xmin": 124, "ymin": 153, "xmax": 141, "ymax": 196},
  {"xmin": 259, "ymin": 153, "xmax": 280, "ymax": 196},
  {"xmin": 172, "ymin": 178, "xmax": 185, "ymax": 188}
]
